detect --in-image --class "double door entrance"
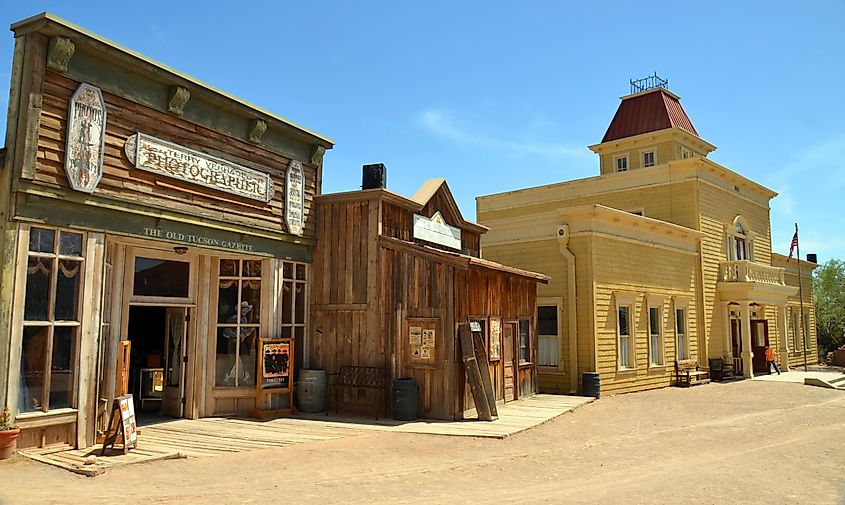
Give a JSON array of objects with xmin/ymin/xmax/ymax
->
[{"xmin": 730, "ymin": 317, "xmax": 769, "ymax": 374}]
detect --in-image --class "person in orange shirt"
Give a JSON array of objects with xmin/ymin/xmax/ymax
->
[{"xmin": 765, "ymin": 345, "xmax": 781, "ymax": 375}]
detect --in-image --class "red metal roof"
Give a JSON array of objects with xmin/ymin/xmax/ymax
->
[{"xmin": 601, "ymin": 88, "xmax": 698, "ymax": 142}]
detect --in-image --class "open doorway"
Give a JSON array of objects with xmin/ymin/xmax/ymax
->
[{"xmin": 127, "ymin": 306, "xmax": 188, "ymax": 419}]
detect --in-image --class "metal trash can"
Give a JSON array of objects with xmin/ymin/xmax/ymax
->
[
  {"xmin": 582, "ymin": 371, "xmax": 601, "ymax": 399},
  {"xmin": 296, "ymin": 369, "xmax": 327, "ymax": 413},
  {"xmin": 392, "ymin": 377, "xmax": 419, "ymax": 421}
]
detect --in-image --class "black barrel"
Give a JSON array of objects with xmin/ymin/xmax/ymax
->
[
  {"xmin": 392, "ymin": 377, "xmax": 419, "ymax": 421},
  {"xmin": 582, "ymin": 372, "xmax": 601, "ymax": 399}
]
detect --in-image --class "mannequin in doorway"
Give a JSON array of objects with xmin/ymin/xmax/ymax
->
[{"xmin": 765, "ymin": 345, "xmax": 781, "ymax": 375}]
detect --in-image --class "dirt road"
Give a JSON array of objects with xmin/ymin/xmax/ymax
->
[{"xmin": 2, "ymin": 379, "xmax": 843, "ymax": 504}]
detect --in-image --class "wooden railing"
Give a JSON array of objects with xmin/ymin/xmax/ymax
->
[{"xmin": 719, "ymin": 260, "xmax": 785, "ymax": 285}]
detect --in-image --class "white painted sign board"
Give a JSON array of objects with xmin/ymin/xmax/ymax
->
[
  {"xmin": 285, "ymin": 160, "xmax": 305, "ymax": 236},
  {"xmin": 413, "ymin": 211, "xmax": 461, "ymax": 250},
  {"xmin": 124, "ymin": 132, "xmax": 275, "ymax": 203}
]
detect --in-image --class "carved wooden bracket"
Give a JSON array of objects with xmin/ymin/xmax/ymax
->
[
  {"xmin": 310, "ymin": 145, "xmax": 326, "ymax": 167},
  {"xmin": 46, "ymin": 36, "xmax": 75, "ymax": 73},
  {"xmin": 168, "ymin": 86, "xmax": 190, "ymax": 116},
  {"xmin": 248, "ymin": 118, "xmax": 267, "ymax": 144}
]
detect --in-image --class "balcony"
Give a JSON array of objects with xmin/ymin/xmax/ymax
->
[
  {"xmin": 717, "ymin": 260, "xmax": 796, "ymax": 304},
  {"xmin": 719, "ymin": 260, "xmax": 785, "ymax": 285}
]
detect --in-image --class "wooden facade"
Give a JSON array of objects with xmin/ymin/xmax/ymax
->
[
  {"xmin": 0, "ymin": 14, "xmax": 332, "ymax": 449},
  {"xmin": 309, "ymin": 180, "xmax": 547, "ymax": 420}
]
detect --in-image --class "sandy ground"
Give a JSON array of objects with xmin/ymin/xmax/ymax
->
[{"xmin": 1, "ymin": 379, "xmax": 843, "ymax": 505}]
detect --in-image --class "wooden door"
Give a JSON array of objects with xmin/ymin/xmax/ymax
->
[
  {"xmin": 751, "ymin": 320, "xmax": 769, "ymax": 373},
  {"xmin": 162, "ymin": 308, "xmax": 188, "ymax": 417},
  {"xmin": 730, "ymin": 318, "xmax": 743, "ymax": 375},
  {"xmin": 503, "ymin": 324, "xmax": 515, "ymax": 402}
]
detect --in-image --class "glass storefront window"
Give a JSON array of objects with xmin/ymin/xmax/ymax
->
[
  {"xmin": 19, "ymin": 227, "xmax": 84, "ymax": 414},
  {"xmin": 216, "ymin": 259, "xmax": 262, "ymax": 387},
  {"xmin": 281, "ymin": 261, "xmax": 308, "ymax": 377}
]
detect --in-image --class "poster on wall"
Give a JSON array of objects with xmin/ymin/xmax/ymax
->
[
  {"xmin": 489, "ymin": 318, "xmax": 501, "ymax": 361},
  {"xmin": 421, "ymin": 329, "xmax": 435, "ymax": 360},
  {"xmin": 260, "ymin": 339, "xmax": 291, "ymax": 389},
  {"xmin": 410, "ymin": 326, "xmax": 422, "ymax": 359}
]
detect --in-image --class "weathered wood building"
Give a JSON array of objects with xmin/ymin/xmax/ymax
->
[
  {"xmin": 0, "ymin": 13, "xmax": 332, "ymax": 449},
  {"xmin": 310, "ymin": 176, "xmax": 548, "ymax": 420}
]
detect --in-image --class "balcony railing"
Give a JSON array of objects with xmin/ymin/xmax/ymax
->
[{"xmin": 719, "ymin": 260, "xmax": 785, "ymax": 285}]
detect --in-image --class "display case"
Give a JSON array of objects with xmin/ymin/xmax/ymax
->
[{"xmin": 138, "ymin": 368, "xmax": 164, "ymax": 410}]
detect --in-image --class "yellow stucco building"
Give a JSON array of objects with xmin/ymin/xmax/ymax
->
[{"xmin": 477, "ymin": 84, "xmax": 818, "ymax": 396}]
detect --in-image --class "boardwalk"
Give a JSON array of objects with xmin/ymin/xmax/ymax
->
[{"xmin": 21, "ymin": 394, "xmax": 592, "ymax": 475}]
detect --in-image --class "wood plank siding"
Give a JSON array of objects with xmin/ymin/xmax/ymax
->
[{"xmin": 309, "ymin": 185, "xmax": 542, "ymax": 420}]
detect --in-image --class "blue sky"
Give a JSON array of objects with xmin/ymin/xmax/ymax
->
[{"xmin": 1, "ymin": 2, "xmax": 843, "ymax": 263}]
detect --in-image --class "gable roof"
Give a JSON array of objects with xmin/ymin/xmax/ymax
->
[
  {"xmin": 317, "ymin": 178, "xmax": 488, "ymax": 233},
  {"xmin": 601, "ymin": 88, "xmax": 698, "ymax": 143}
]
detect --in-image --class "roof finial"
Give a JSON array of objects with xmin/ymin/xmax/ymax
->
[{"xmin": 629, "ymin": 73, "xmax": 668, "ymax": 94}]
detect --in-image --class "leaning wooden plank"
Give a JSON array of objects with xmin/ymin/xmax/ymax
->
[
  {"xmin": 458, "ymin": 324, "xmax": 493, "ymax": 421},
  {"xmin": 471, "ymin": 330, "xmax": 498, "ymax": 418}
]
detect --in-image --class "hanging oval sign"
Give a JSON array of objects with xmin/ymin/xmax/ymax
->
[
  {"xmin": 65, "ymin": 83, "xmax": 107, "ymax": 193},
  {"xmin": 285, "ymin": 159, "xmax": 304, "ymax": 236}
]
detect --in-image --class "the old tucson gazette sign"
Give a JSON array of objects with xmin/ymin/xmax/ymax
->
[
  {"xmin": 124, "ymin": 132, "xmax": 275, "ymax": 203},
  {"xmin": 65, "ymin": 83, "xmax": 107, "ymax": 193},
  {"xmin": 412, "ymin": 211, "xmax": 462, "ymax": 250},
  {"xmin": 285, "ymin": 160, "xmax": 304, "ymax": 236}
]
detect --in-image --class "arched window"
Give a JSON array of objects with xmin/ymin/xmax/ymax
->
[{"xmin": 726, "ymin": 216, "xmax": 755, "ymax": 261}]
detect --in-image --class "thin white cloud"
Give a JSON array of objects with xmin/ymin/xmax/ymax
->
[
  {"xmin": 768, "ymin": 133, "xmax": 845, "ymax": 184},
  {"xmin": 419, "ymin": 108, "xmax": 588, "ymax": 160}
]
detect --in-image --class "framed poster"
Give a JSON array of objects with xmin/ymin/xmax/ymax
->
[
  {"xmin": 259, "ymin": 339, "xmax": 291, "ymax": 390},
  {"xmin": 489, "ymin": 317, "xmax": 502, "ymax": 361}
]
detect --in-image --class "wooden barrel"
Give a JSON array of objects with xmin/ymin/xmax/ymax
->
[{"xmin": 296, "ymin": 370, "xmax": 327, "ymax": 413}]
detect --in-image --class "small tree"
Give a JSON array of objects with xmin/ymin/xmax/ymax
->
[{"xmin": 813, "ymin": 259, "xmax": 845, "ymax": 355}]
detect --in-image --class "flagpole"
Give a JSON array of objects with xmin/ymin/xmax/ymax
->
[{"xmin": 795, "ymin": 223, "xmax": 808, "ymax": 371}]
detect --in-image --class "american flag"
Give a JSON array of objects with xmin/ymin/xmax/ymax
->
[{"xmin": 787, "ymin": 230, "xmax": 798, "ymax": 261}]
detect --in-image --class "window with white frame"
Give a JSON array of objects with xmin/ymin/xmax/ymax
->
[
  {"xmin": 642, "ymin": 150, "xmax": 656, "ymax": 167},
  {"xmin": 675, "ymin": 305, "xmax": 689, "ymax": 361},
  {"xmin": 615, "ymin": 292, "xmax": 636, "ymax": 369},
  {"xmin": 537, "ymin": 305, "xmax": 559, "ymax": 367},
  {"xmin": 18, "ymin": 227, "xmax": 85, "ymax": 414},
  {"xmin": 802, "ymin": 310, "xmax": 810, "ymax": 353},
  {"xmin": 790, "ymin": 307, "xmax": 800, "ymax": 352},
  {"xmin": 680, "ymin": 146, "xmax": 695, "ymax": 159},
  {"xmin": 726, "ymin": 216, "xmax": 754, "ymax": 262},
  {"xmin": 615, "ymin": 155, "xmax": 629, "ymax": 172},
  {"xmin": 648, "ymin": 300, "xmax": 665, "ymax": 366},
  {"xmin": 215, "ymin": 259, "xmax": 262, "ymax": 387}
]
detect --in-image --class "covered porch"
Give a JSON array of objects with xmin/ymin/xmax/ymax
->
[{"xmin": 717, "ymin": 260, "xmax": 798, "ymax": 378}]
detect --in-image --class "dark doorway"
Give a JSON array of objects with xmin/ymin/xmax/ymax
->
[
  {"xmin": 751, "ymin": 320, "xmax": 769, "ymax": 373},
  {"xmin": 127, "ymin": 306, "xmax": 166, "ymax": 414}
]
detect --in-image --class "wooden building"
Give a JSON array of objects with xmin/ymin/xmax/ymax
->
[
  {"xmin": 0, "ymin": 14, "xmax": 332, "ymax": 449},
  {"xmin": 477, "ymin": 81, "xmax": 818, "ymax": 396},
  {"xmin": 309, "ymin": 176, "xmax": 547, "ymax": 420}
]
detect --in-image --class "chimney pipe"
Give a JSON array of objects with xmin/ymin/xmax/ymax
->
[{"xmin": 362, "ymin": 163, "xmax": 387, "ymax": 190}]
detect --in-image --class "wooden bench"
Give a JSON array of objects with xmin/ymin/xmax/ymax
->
[
  {"xmin": 674, "ymin": 359, "xmax": 710, "ymax": 387},
  {"xmin": 328, "ymin": 365, "xmax": 387, "ymax": 419},
  {"xmin": 708, "ymin": 358, "xmax": 736, "ymax": 382}
]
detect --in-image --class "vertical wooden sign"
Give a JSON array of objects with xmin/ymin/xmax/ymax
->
[
  {"xmin": 65, "ymin": 83, "xmax": 106, "ymax": 193},
  {"xmin": 286, "ymin": 160, "xmax": 304, "ymax": 236}
]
